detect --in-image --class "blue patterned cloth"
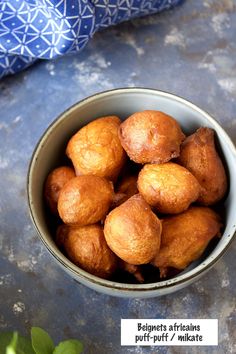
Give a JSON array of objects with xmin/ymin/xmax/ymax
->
[{"xmin": 0, "ymin": 0, "xmax": 182, "ymax": 78}]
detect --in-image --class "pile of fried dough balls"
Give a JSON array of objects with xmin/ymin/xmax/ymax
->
[{"xmin": 44, "ymin": 111, "xmax": 227, "ymax": 282}]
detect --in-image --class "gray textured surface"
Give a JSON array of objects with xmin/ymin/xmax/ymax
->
[{"xmin": 0, "ymin": 0, "xmax": 236, "ymax": 353}]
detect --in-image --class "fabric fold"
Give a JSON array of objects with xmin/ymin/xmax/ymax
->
[{"xmin": 0, "ymin": 0, "xmax": 183, "ymax": 78}]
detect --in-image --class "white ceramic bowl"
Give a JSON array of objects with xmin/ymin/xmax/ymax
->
[{"xmin": 27, "ymin": 88, "xmax": 236, "ymax": 298}]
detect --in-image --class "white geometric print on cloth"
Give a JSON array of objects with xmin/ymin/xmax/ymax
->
[{"xmin": 0, "ymin": 0, "xmax": 183, "ymax": 78}]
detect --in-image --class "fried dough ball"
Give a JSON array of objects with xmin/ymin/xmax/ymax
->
[
  {"xmin": 55, "ymin": 223, "xmax": 69, "ymax": 250},
  {"xmin": 104, "ymin": 194, "xmax": 162, "ymax": 265},
  {"xmin": 113, "ymin": 174, "xmax": 138, "ymax": 207},
  {"xmin": 57, "ymin": 224, "xmax": 118, "ymax": 279},
  {"xmin": 138, "ymin": 162, "xmax": 200, "ymax": 214},
  {"xmin": 152, "ymin": 206, "xmax": 222, "ymax": 277},
  {"xmin": 118, "ymin": 110, "xmax": 185, "ymax": 164},
  {"xmin": 58, "ymin": 176, "xmax": 114, "ymax": 226},
  {"xmin": 178, "ymin": 127, "xmax": 227, "ymax": 205},
  {"xmin": 44, "ymin": 166, "xmax": 75, "ymax": 214},
  {"xmin": 118, "ymin": 260, "xmax": 144, "ymax": 283},
  {"xmin": 66, "ymin": 116, "xmax": 126, "ymax": 181}
]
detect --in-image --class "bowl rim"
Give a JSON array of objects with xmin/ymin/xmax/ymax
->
[{"xmin": 27, "ymin": 87, "xmax": 236, "ymax": 293}]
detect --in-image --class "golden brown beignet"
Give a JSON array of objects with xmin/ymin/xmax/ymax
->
[
  {"xmin": 138, "ymin": 162, "xmax": 200, "ymax": 214},
  {"xmin": 152, "ymin": 206, "xmax": 222, "ymax": 277},
  {"xmin": 113, "ymin": 174, "xmax": 138, "ymax": 207},
  {"xmin": 178, "ymin": 127, "xmax": 227, "ymax": 205},
  {"xmin": 118, "ymin": 260, "xmax": 144, "ymax": 283},
  {"xmin": 66, "ymin": 116, "xmax": 126, "ymax": 181},
  {"xmin": 104, "ymin": 194, "xmax": 162, "ymax": 265},
  {"xmin": 44, "ymin": 166, "xmax": 75, "ymax": 214},
  {"xmin": 118, "ymin": 110, "xmax": 185, "ymax": 164},
  {"xmin": 57, "ymin": 224, "xmax": 117, "ymax": 279},
  {"xmin": 58, "ymin": 175, "xmax": 114, "ymax": 226}
]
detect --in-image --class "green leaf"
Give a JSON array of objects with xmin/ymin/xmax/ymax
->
[
  {"xmin": 0, "ymin": 333, "xmax": 14, "ymax": 354},
  {"xmin": 31, "ymin": 327, "xmax": 54, "ymax": 354},
  {"xmin": 0, "ymin": 332, "xmax": 34, "ymax": 354},
  {"xmin": 53, "ymin": 340, "xmax": 83, "ymax": 354},
  {"xmin": 6, "ymin": 332, "xmax": 18, "ymax": 354}
]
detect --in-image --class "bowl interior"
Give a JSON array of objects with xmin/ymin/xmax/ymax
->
[{"xmin": 28, "ymin": 88, "xmax": 236, "ymax": 295}]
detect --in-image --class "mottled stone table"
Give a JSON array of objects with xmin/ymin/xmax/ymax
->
[{"xmin": 0, "ymin": 0, "xmax": 235, "ymax": 353}]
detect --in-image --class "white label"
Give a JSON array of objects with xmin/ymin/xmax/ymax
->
[{"xmin": 121, "ymin": 319, "xmax": 218, "ymax": 346}]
